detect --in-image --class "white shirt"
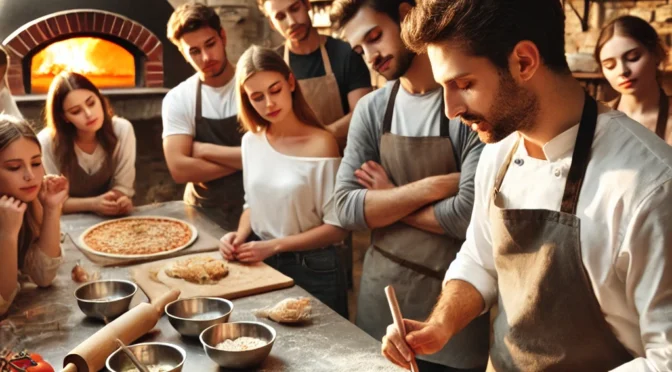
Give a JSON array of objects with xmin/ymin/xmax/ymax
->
[
  {"xmin": 161, "ymin": 74, "xmax": 237, "ymax": 138},
  {"xmin": 445, "ymin": 111, "xmax": 672, "ymax": 372},
  {"xmin": 241, "ymin": 131, "xmax": 342, "ymax": 241},
  {"xmin": 38, "ymin": 116, "xmax": 136, "ymax": 197},
  {"xmin": 390, "ymin": 83, "xmax": 443, "ymax": 137}
]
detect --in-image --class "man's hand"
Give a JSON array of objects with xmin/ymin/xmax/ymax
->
[
  {"xmin": 382, "ymin": 319, "xmax": 452, "ymax": 369},
  {"xmin": 355, "ymin": 161, "xmax": 395, "ymax": 190},
  {"xmin": 192, "ymin": 141, "xmax": 209, "ymax": 160},
  {"xmin": 420, "ymin": 173, "xmax": 461, "ymax": 202}
]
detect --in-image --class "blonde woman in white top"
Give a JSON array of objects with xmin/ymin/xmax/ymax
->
[{"xmin": 219, "ymin": 46, "xmax": 348, "ymax": 317}]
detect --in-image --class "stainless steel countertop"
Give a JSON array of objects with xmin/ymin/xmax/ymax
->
[{"xmin": 4, "ymin": 201, "xmax": 403, "ymax": 371}]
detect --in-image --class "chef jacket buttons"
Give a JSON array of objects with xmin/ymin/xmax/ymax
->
[
  {"xmin": 514, "ymin": 159, "xmax": 524, "ymax": 166},
  {"xmin": 554, "ymin": 168, "xmax": 562, "ymax": 177}
]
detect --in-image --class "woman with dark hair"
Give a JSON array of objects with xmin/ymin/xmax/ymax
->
[
  {"xmin": 219, "ymin": 46, "xmax": 349, "ymax": 318},
  {"xmin": 596, "ymin": 15, "xmax": 672, "ymax": 144},
  {"xmin": 0, "ymin": 114, "xmax": 68, "ymax": 316},
  {"xmin": 0, "ymin": 46, "xmax": 22, "ymax": 118},
  {"xmin": 38, "ymin": 72, "xmax": 137, "ymax": 215}
]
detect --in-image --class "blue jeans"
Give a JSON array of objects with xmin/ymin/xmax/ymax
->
[{"xmin": 264, "ymin": 246, "xmax": 349, "ymax": 319}]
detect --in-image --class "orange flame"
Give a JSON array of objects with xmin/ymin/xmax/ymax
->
[{"xmin": 31, "ymin": 37, "xmax": 135, "ymax": 93}]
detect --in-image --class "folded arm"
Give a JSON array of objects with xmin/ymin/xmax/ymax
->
[{"xmin": 163, "ymin": 135, "xmax": 238, "ymax": 184}]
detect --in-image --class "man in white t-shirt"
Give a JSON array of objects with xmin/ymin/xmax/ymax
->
[{"xmin": 162, "ymin": 3, "xmax": 245, "ymax": 230}]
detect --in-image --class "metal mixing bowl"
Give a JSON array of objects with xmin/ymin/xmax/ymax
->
[
  {"xmin": 74, "ymin": 279, "xmax": 137, "ymax": 321},
  {"xmin": 200, "ymin": 321, "xmax": 276, "ymax": 369},
  {"xmin": 165, "ymin": 297, "xmax": 233, "ymax": 337},
  {"xmin": 106, "ymin": 342, "xmax": 186, "ymax": 372}
]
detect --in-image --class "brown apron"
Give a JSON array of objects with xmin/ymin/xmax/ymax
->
[
  {"xmin": 488, "ymin": 93, "xmax": 633, "ymax": 371},
  {"xmin": 612, "ymin": 89, "xmax": 669, "ymax": 142},
  {"xmin": 356, "ymin": 81, "xmax": 490, "ymax": 368},
  {"xmin": 283, "ymin": 38, "xmax": 345, "ymax": 127},
  {"xmin": 183, "ymin": 79, "xmax": 245, "ymax": 231},
  {"xmin": 68, "ymin": 156, "xmax": 115, "ymax": 198}
]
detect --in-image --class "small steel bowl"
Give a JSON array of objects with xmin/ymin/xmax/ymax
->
[
  {"xmin": 200, "ymin": 321, "xmax": 276, "ymax": 369},
  {"xmin": 106, "ymin": 342, "xmax": 186, "ymax": 372},
  {"xmin": 165, "ymin": 297, "xmax": 233, "ymax": 337},
  {"xmin": 74, "ymin": 279, "xmax": 137, "ymax": 320}
]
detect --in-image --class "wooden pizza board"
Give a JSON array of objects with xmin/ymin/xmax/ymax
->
[{"xmin": 131, "ymin": 252, "xmax": 295, "ymax": 302}]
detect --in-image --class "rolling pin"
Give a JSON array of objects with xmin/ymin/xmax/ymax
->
[
  {"xmin": 61, "ymin": 288, "xmax": 180, "ymax": 372},
  {"xmin": 385, "ymin": 285, "xmax": 419, "ymax": 372}
]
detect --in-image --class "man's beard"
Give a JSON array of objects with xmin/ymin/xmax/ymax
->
[
  {"xmin": 387, "ymin": 49, "xmax": 415, "ymax": 81},
  {"xmin": 463, "ymin": 71, "xmax": 539, "ymax": 144}
]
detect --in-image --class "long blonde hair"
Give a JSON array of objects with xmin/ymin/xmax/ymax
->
[
  {"xmin": 236, "ymin": 45, "xmax": 323, "ymax": 133},
  {"xmin": 0, "ymin": 114, "xmax": 42, "ymax": 268}
]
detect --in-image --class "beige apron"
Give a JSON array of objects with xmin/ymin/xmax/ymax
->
[
  {"xmin": 487, "ymin": 93, "xmax": 633, "ymax": 371},
  {"xmin": 183, "ymin": 79, "xmax": 245, "ymax": 232},
  {"xmin": 283, "ymin": 38, "xmax": 345, "ymax": 127},
  {"xmin": 356, "ymin": 81, "xmax": 490, "ymax": 368},
  {"xmin": 68, "ymin": 157, "xmax": 115, "ymax": 198}
]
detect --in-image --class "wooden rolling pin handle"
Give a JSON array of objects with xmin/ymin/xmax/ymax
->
[
  {"xmin": 61, "ymin": 363, "xmax": 78, "ymax": 372},
  {"xmin": 385, "ymin": 285, "xmax": 420, "ymax": 372},
  {"xmin": 151, "ymin": 288, "xmax": 180, "ymax": 315}
]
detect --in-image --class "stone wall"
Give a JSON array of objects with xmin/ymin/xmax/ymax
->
[
  {"xmin": 564, "ymin": 0, "xmax": 672, "ymax": 100},
  {"xmin": 168, "ymin": 0, "xmax": 284, "ymax": 62},
  {"xmin": 565, "ymin": 0, "xmax": 672, "ymax": 70}
]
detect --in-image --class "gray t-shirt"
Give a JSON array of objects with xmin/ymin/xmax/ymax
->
[{"xmin": 334, "ymin": 81, "xmax": 484, "ymax": 239}]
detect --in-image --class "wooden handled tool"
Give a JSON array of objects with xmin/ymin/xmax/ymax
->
[
  {"xmin": 115, "ymin": 339, "xmax": 149, "ymax": 372},
  {"xmin": 61, "ymin": 288, "xmax": 180, "ymax": 372},
  {"xmin": 385, "ymin": 285, "xmax": 419, "ymax": 372}
]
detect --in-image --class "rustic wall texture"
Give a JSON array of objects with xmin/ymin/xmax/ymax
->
[
  {"xmin": 565, "ymin": 1, "xmax": 672, "ymax": 65},
  {"xmin": 168, "ymin": 0, "xmax": 284, "ymax": 63}
]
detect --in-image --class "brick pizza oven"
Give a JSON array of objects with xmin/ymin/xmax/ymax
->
[{"xmin": 0, "ymin": 0, "xmax": 192, "ymax": 95}]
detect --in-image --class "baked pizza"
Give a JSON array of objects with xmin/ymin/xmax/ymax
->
[{"xmin": 81, "ymin": 217, "xmax": 195, "ymax": 256}]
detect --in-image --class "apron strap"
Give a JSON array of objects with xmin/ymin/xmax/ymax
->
[
  {"xmin": 195, "ymin": 78, "xmax": 203, "ymax": 121},
  {"xmin": 493, "ymin": 137, "xmax": 520, "ymax": 194},
  {"xmin": 382, "ymin": 80, "xmax": 450, "ymax": 137},
  {"xmin": 283, "ymin": 37, "xmax": 333, "ymax": 75},
  {"xmin": 382, "ymin": 80, "xmax": 401, "ymax": 134},
  {"xmin": 656, "ymin": 89, "xmax": 668, "ymax": 140},
  {"xmin": 560, "ymin": 91, "xmax": 598, "ymax": 215},
  {"xmin": 613, "ymin": 91, "xmax": 667, "ymax": 140},
  {"xmin": 439, "ymin": 90, "xmax": 450, "ymax": 137},
  {"xmin": 494, "ymin": 92, "xmax": 598, "ymax": 216},
  {"xmin": 318, "ymin": 41, "xmax": 333, "ymax": 75}
]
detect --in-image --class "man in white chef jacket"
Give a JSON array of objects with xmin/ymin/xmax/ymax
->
[{"xmin": 381, "ymin": 0, "xmax": 672, "ymax": 371}]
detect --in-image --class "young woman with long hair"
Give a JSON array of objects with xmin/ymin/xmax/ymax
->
[
  {"xmin": 0, "ymin": 114, "xmax": 68, "ymax": 316},
  {"xmin": 38, "ymin": 71, "xmax": 137, "ymax": 215},
  {"xmin": 219, "ymin": 46, "xmax": 349, "ymax": 318},
  {"xmin": 596, "ymin": 15, "xmax": 672, "ymax": 144}
]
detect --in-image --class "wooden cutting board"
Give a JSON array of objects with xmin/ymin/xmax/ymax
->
[{"xmin": 131, "ymin": 252, "xmax": 294, "ymax": 302}]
